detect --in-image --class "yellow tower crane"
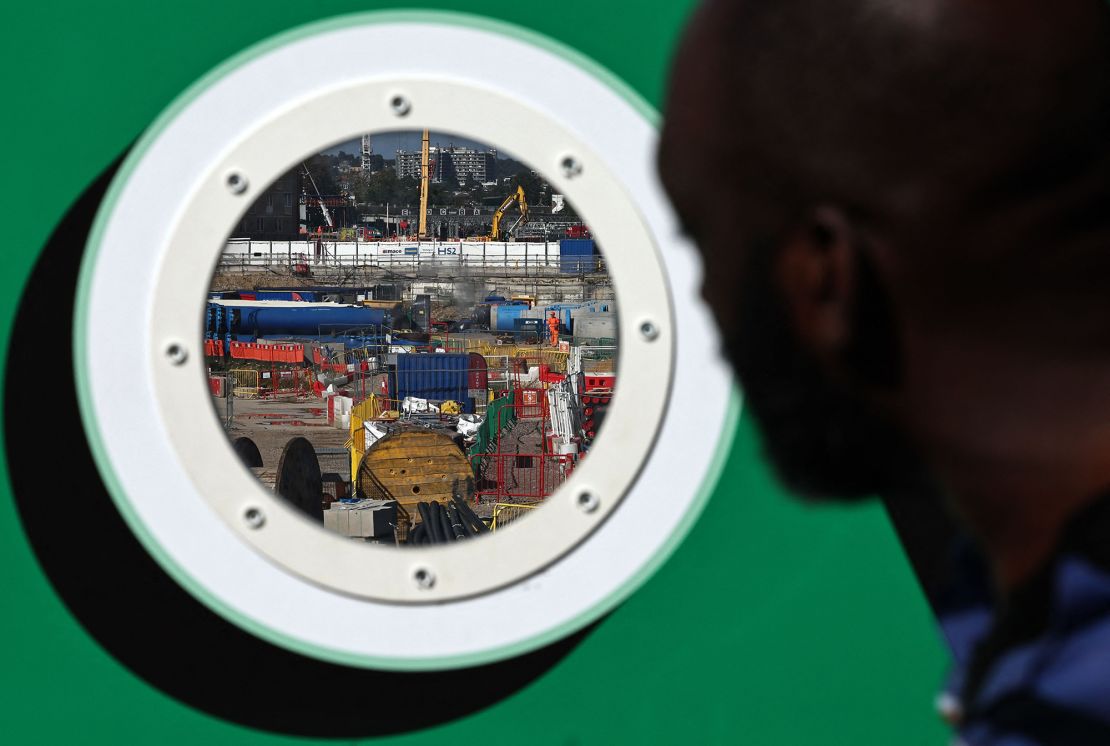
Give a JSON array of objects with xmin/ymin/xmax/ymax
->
[{"xmin": 418, "ymin": 129, "xmax": 430, "ymax": 239}]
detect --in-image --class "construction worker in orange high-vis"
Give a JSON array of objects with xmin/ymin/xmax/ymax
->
[{"xmin": 547, "ymin": 312, "xmax": 560, "ymax": 347}]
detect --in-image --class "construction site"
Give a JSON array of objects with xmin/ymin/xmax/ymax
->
[{"xmin": 208, "ymin": 130, "xmax": 617, "ymax": 545}]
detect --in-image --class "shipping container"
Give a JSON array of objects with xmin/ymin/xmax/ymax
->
[
  {"xmin": 560, "ymin": 239, "xmax": 595, "ymax": 255},
  {"xmin": 559, "ymin": 239, "xmax": 599, "ymax": 274},
  {"xmin": 392, "ymin": 353, "xmax": 475, "ymax": 414},
  {"xmin": 467, "ymin": 352, "xmax": 488, "ymax": 394},
  {"xmin": 572, "ymin": 312, "xmax": 618, "ymax": 340}
]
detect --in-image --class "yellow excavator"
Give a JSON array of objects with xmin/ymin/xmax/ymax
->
[{"xmin": 485, "ymin": 185, "xmax": 529, "ymax": 241}]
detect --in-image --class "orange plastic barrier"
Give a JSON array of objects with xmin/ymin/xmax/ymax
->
[{"xmin": 229, "ymin": 341, "xmax": 304, "ymax": 364}]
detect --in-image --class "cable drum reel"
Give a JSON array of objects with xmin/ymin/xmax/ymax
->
[{"xmin": 75, "ymin": 13, "xmax": 737, "ymax": 670}]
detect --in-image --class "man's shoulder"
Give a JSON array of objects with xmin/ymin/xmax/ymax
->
[{"xmin": 961, "ymin": 555, "xmax": 1110, "ymax": 744}]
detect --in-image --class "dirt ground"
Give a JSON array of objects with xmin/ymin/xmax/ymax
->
[
  {"xmin": 213, "ymin": 396, "xmax": 350, "ymax": 474},
  {"xmin": 209, "ymin": 268, "xmax": 315, "ymax": 292},
  {"xmin": 473, "ymin": 416, "xmax": 566, "ymax": 514}
]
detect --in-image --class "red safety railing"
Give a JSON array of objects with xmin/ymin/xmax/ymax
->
[
  {"xmin": 475, "ymin": 452, "xmax": 576, "ymax": 501},
  {"xmin": 473, "ymin": 391, "xmax": 575, "ymax": 503},
  {"xmin": 513, "ymin": 387, "xmax": 548, "ymax": 419}
]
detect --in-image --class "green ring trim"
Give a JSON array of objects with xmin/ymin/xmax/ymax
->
[{"xmin": 73, "ymin": 8, "xmax": 738, "ymax": 671}]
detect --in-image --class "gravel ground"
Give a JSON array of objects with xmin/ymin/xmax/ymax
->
[{"xmin": 212, "ymin": 396, "xmax": 350, "ymax": 472}]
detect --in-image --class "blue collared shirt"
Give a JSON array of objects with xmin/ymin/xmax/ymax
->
[{"xmin": 935, "ymin": 499, "xmax": 1110, "ymax": 744}]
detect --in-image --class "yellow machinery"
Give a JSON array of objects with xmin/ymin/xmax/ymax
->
[
  {"xmin": 487, "ymin": 185, "xmax": 528, "ymax": 240},
  {"xmin": 347, "ymin": 397, "xmax": 383, "ymax": 482},
  {"xmin": 418, "ymin": 128, "xmax": 430, "ymax": 239}
]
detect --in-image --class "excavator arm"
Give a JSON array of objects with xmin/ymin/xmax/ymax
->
[{"xmin": 489, "ymin": 185, "xmax": 528, "ymax": 240}]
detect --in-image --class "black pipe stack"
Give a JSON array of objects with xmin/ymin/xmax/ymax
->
[{"xmin": 407, "ymin": 495, "xmax": 490, "ymax": 545}]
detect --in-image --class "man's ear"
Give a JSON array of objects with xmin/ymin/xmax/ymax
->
[{"xmin": 775, "ymin": 206, "xmax": 858, "ymax": 364}]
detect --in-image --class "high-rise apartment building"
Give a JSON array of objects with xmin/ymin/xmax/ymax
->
[{"xmin": 395, "ymin": 145, "xmax": 498, "ymax": 184}]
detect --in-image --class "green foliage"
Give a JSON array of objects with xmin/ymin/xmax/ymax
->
[
  {"xmin": 504, "ymin": 169, "xmax": 548, "ymax": 206},
  {"xmin": 353, "ymin": 168, "xmax": 425, "ymax": 205},
  {"xmin": 301, "ymin": 154, "xmax": 339, "ymax": 195}
]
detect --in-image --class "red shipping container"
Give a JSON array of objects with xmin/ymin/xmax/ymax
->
[{"xmin": 467, "ymin": 352, "xmax": 488, "ymax": 390}]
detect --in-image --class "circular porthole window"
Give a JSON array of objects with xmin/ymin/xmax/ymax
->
[{"xmin": 75, "ymin": 11, "xmax": 737, "ymax": 670}]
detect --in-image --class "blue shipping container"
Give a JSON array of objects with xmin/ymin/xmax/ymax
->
[
  {"xmin": 560, "ymin": 238, "xmax": 598, "ymax": 274},
  {"xmin": 560, "ymin": 239, "xmax": 596, "ymax": 255},
  {"xmin": 393, "ymin": 354, "xmax": 475, "ymax": 414}
]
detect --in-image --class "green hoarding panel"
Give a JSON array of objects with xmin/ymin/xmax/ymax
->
[{"xmin": 0, "ymin": 2, "xmax": 949, "ymax": 744}]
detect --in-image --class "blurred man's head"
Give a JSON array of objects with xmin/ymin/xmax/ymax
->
[{"xmin": 659, "ymin": 0, "xmax": 1110, "ymax": 502}]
